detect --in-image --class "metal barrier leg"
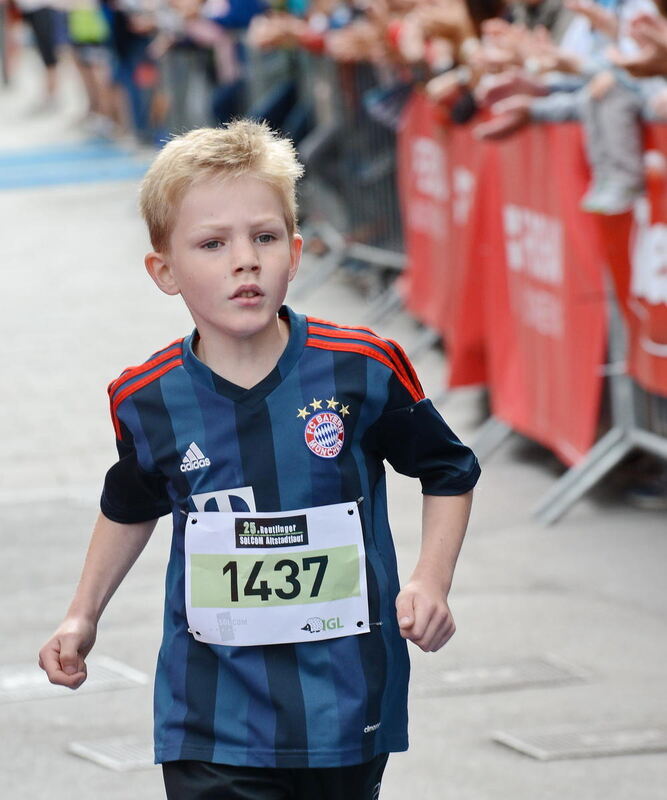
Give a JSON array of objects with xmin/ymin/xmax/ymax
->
[
  {"xmin": 530, "ymin": 296, "xmax": 665, "ymax": 523},
  {"xmin": 471, "ymin": 417, "xmax": 513, "ymax": 461},
  {"xmin": 430, "ymin": 388, "xmax": 449, "ymax": 408},
  {"xmin": 291, "ymin": 247, "xmax": 345, "ymax": 300},
  {"xmin": 407, "ymin": 327, "xmax": 441, "ymax": 361},
  {"xmin": 364, "ymin": 284, "xmax": 403, "ymax": 324},
  {"xmin": 533, "ymin": 428, "xmax": 633, "ymax": 524},
  {"xmin": 631, "ymin": 428, "xmax": 667, "ymax": 460}
]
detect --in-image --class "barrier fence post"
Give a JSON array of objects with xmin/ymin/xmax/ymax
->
[
  {"xmin": 534, "ymin": 298, "xmax": 667, "ymax": 524},
  {"xmin": 294, "ymin": 56, "xmax": 407, "ymax": 303},
  {"xmin": 471, "ymin": 418, "xmax": 514, "ymax": 463}
]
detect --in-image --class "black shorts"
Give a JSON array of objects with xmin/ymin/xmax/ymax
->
[
  {"xmin": 162, "ymin": 753, "xmax": 389, "ymax": 800},
  {"xmin": 22, "ymin": 8, "xmax": 58, "ymax": 68}
]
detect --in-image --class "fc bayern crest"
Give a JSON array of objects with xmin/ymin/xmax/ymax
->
[{"xmin": 305, "ymin": 412, "xmax": 345, "ymax": 458}]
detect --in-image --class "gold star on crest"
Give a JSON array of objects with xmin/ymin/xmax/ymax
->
[
  {"xmin": 310, "ymin": 398, "xmax": 323, "ymax": 410},
  {"xmin": 340, "ymin": 405, "xmax": 350, "ymax": 417},
  {"xmin": 297, "ymin": 407, "xmax": 309, "ymax": 419},
  {"xmin": 326, "ymin": 396, "xmax": 339, "ymax": 409}
]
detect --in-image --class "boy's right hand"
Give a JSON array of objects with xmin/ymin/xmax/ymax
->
[{"xmin": 38, "ymin": 617, "xmax": 97, "ymax": 690}]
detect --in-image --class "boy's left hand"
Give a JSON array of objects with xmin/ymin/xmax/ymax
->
[{"xmin": 395, "ymin": 580, "xmax": 456, "ymax": 652}]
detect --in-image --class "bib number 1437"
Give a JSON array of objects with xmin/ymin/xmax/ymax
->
[
  {"xmin": 222, "ymin": 554, "xmax": 328, "ymax": 602},
  {"xmin": 190, "ymin": 545, "xmax": 360, "ymax": 610}
]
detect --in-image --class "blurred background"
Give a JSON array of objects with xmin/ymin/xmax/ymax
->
[{"xmin": 0, "ymin": 1, "xmax": 666, "ymax": 798}]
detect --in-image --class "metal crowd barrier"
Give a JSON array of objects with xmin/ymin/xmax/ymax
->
[
  {"xmin": 159, "ymin": 44, "xmax": 406, "ymax": 300},
  {"xmin": 285, "ymin": 55, "xmax": 666, "ymax": 521},
  {"xmin": 287, "ymin": 52, "xmax": 406, "ymax": 301},
  {"xmin": 533, "ymin": 300, "xmax": 667, "ymax": 523}
]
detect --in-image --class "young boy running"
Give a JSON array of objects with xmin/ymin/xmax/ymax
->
[{"xmin": 38, "ymin": 120, "xmax": 480, "ymax": 799}]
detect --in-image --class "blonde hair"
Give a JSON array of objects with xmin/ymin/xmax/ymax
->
[{"xmin": 139, "ymin": 120, "xmax": 304, "ymax": 252}]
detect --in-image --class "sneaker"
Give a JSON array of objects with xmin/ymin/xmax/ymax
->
[
  {"xmin": 581, "ymin": 180, "xmax": 643, "ymax": 215},
  {"xmin": 580, "ymin": 183, "xmax": 607, "ymax": 213}
]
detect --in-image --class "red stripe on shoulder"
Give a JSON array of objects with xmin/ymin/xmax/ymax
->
[
  {"xmin": 306, "ymin": 319, "xmax": 424, "ymax": 402},
  {"xmin": 108, "ymin": 338, "xmax": 184, "ymax": 440},
  {"xmin": 110, "ymin": 358, "xmax": 182, "ymax": 440},
  {"xmin": 384, "ymin": 337, "xmax": 424, "ymax": 400},
  {"xmin": 306, "ymin": 338, "xmax": 423, "ymax": 403},
  {"xmin": 108, "ymin": 339, "xmax": 184, "ymax": 399}
]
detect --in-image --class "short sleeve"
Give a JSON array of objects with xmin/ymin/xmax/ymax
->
[
  {"xmin": 100, "ymin": 421, "xmax": 171, "ymax": 523},
  {"xmin": 367, "ymin": 378, "xmax": 481, "ymax": 495}
]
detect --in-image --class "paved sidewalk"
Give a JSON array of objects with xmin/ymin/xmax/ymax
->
[{"xmin": 1, "ymin": 51, "xmax": 666, "ymax": 800}]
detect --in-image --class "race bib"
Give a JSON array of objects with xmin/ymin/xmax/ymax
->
[{"xmin": 185, "ymin": 501, "xmax": 370, "ymax": 646}]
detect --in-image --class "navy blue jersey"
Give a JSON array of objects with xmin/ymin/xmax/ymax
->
[{"xmin": 102, "ymin": 306, "xmax": 480, "ymax": 768}]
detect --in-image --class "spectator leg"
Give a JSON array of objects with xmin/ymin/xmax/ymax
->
[
  {"xmin": 580, "ymin": 82, "xmax": 644, "ymax": 213},
  {"xmin": 596, "ymin": 83, "xmax": 644, "ymax": 192},
  {"xmin": 579, "ymin": 87, "xmax": 609, "ymax": 191}
]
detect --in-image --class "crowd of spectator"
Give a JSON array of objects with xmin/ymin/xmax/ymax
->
[
  {"xmin": 2, "ymin": 0, "xmax": 667, "ymax": 210},
  {"xmin": 247, "ymin": 0, "xmax": 667, "ymax": 214}
]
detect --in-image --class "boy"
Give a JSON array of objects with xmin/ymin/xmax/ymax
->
[{"xmin": 38, "ymin": 120, "xmax": 480, "ymax": 799}]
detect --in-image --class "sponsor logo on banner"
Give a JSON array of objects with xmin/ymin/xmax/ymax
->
[
  {"xmin": 503, "ymin": 204, "xmax": 564, "ymax": 339},
  {"xmin": 412, "ymin": 136, "xmax": 448, "ymax": 200},
  {"xmin": 407, "ymin": 136, "xmax": 449, "ymax": 239},
  {"xmin": 453, "ymin": 166, "xmax": 475, "ymax": 226},
  {"xmin": 631, "ymin": 199, "xmax": 667, "ymax": 306}
]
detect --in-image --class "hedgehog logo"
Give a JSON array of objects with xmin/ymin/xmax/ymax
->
[{"xmin": 301, "ymin": 617, "xmax": 324, "ymax": 634}]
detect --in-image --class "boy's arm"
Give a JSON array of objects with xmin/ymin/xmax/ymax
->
[
  {"xmin": 396, "ymin": 491, "xmax": 473, "ymax": 653},
  {"xmin": 38, "ymin": 512, "xmax": 158, "ymax": 689}
]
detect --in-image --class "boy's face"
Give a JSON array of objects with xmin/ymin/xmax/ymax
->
[{"xmin": 145, "ymin": 175, "xmax": 302, "ymax": 346}]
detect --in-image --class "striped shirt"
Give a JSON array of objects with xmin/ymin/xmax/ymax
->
[{"xmin": 102, "ymin": 306, "xmax": 480, "ymax": 768}]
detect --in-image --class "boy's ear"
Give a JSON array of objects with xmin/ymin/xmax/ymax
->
[
  {"xmin": 288, "ymin": 234, "xmax": 303, "ymax": 282},
  {"xmin": 145, "ymin": 251, "xmax": 180, "ymax": 296}
]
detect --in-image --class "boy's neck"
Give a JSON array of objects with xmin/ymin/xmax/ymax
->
[{"xmin": 194, "ymin": 315, "xmax": 290, "ymax": 390}]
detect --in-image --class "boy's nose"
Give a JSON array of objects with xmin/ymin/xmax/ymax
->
[{"xmin": 231, "ymin": 241, "xmax": 260, "ymax": 273}]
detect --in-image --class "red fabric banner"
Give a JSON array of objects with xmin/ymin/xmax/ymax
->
[
  {"xmin": 396, "ymin": 104, "xmax": 667, "ymax": 461},
  {"xmin": 397, "ymin": 92, "xmax": 450, "ymax": 331},
  {"xmin": 601, "ymin": 129, "xmax": 667, "ymax": 398},
  {"xmin": 397, "ymin": 93, "xmax": 486, "ymax": 386},
  {"xmin": 481, "ymin": 125, "xmax": 607, "ymax": 464}
]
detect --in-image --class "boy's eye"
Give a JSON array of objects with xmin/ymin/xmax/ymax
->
[
  {"xmin": 202, "ymin": 240, "xmax": 222, "ymax": 250},
  {"xmin": 256, "ymin": 233, "xmax": 276, "ymax": 244}
]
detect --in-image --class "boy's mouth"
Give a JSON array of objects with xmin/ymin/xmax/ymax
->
[{"xmin": 231, "ymin": 285, "xmax": 263, "ymax": 300}]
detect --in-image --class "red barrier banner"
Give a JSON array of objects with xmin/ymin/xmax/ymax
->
[
  {"xmin": 396, "ymin": 104, "xmax": 665, "ymax": 461},
  {"xmin": 397, "ymin": 92, "xmax": 449, "ymax": 330},
  {"xmin": 397, "ymin": 93, "xmax": 486, "ymax": 386},
  {"xmin": 600, "ymin": 129, "xmax": 667, "ymax": 398},
  {"xmin": 482, "ymin": 126, "xmax": 607, "ymax": 465}
]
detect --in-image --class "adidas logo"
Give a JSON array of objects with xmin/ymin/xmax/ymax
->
[{"xmin": 180, "ymin": 442, "xmax": 211, "ymax": 473}]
